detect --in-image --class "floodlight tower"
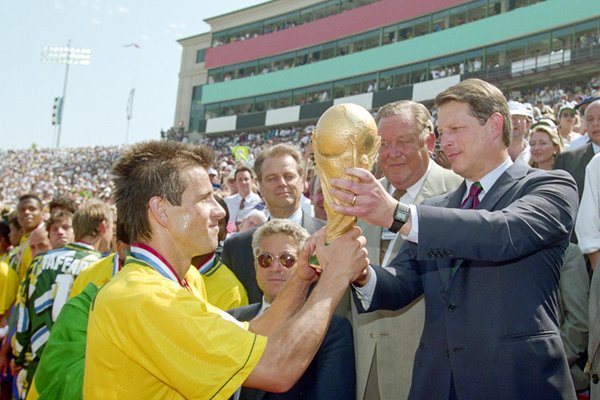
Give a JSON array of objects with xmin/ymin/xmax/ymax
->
[{"xmin": 41, "ymin": 41, "xmax": 91, "ymax": 147}]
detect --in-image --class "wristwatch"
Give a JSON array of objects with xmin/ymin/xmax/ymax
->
[{"xmin": 389, "ymin": 201, "xmax": 410, "ymax": 234}]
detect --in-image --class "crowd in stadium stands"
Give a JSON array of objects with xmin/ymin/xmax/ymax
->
[
  {"xmin": 211, "ymin": 0, "xmax": 377, "ymax": 48},
  {"xmin": 2, "ymin": 75, "xmax": 600, "ymax": 399},
  {"xmin": 0, "ymin": 146, "xmax": 118, "ymax": 209},
  {"xmin": 1, "ymin": 76, "xmax": 599, "ymax": 213}
]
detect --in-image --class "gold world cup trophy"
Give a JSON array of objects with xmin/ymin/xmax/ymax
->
[{"xmin": 312, "ymin": 103, "xmax": 380, "ymax": 245}]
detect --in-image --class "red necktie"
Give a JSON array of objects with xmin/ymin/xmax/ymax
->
[{"xmin": 461, "ymin": 182, "xmax": 482, "ymax": 209}]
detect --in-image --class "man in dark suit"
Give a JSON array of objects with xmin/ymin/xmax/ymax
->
[
  {"xmin": 329, "ymin": 79, "xmax": 579, "ymax": 399},
  {"xmin": 354, "ymin": 100, "xmax": 462, "ymax": 400},
  {"xmin": 229, "ymin": 219, "xmax": 355, "ymax": 400},
  {"xmin": 554, "ymin": 100, "xmax": 600, "ymax": 202},
  {"xmin": 223, "ymin": 144, "xmax": 324, "ymax": 303}
]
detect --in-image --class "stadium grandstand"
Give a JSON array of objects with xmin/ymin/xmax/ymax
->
[
  {"xmin": 174, "ymin": 0, "xmax": 600, "ymax": 141},
  {"xmin": 2, "ymin": 0, "xmax": 599, "ymax": 210}
]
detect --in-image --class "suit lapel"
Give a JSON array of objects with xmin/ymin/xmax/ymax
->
[
  {"xmin": 477, "ymin": 163, "xmax": 528, "ymax": 212},
  {"xmin": 578, "ymin": 144, "xmax": 595, "ymax": 177},
  {"xmin": 443, "ymin": 163, "xmax": 529, "ymax": 283},
  {"xmin": 415, "ymin": 163, "xmax": 441, "ymax": 204}
]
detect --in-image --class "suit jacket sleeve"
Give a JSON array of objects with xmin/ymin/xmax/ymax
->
[
  {"xmin": 553, "ymin": 152, "xmax": 567, "ymax": 172},
  {"xmin": 559, "ymin": 244, "xmax": 590, "ymax": 364},
  {"xmin": 222, "ymin": 229, "xmax": 263, "ymax": 304},
  {"xmin": 221, "ymin": 235, "xmax": 237, "ymax": 276},
  {"xmin": 353, "ymin": 242, "xmax": 424, "ymax": 313},
  {"xmin": 227, "ymin": 303, "xmax": 260, "ymax": 322},
  {"xmin": 416, "ymin": 169, "xmax": 578, "ymax": 262},
  {"xmin": 310, "ymin": 315, "xmax": 356, "ymax": 400}
]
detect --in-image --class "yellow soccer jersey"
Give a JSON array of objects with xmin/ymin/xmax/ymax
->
[
  {"xmin": 0, "ymin": 250, "xmax": 19, "ymax": 315},
  {"xmin": 199, "ymin": 255, "xmax": 249, "ymax": 310},
  {"xmin": 16, "ymin": 233, "xmax": 32, "ymax": 282},
  {"xmin": 184, "ymin": 265, "xmax": 208, "ymax": 301},
  {"xmin": 70, "ymin": 253, "xmax": 208, "ymax": 300},
  {"xmin": 69, "ymin": 253, "xmax": 118, "ymax": 299},
  {"xmin": 84, "ymin": 258, "xmax": 265, "ymax": 399}
]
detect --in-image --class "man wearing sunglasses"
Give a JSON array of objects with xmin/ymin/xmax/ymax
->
[
  {"xmin": 223, "ymin": 144, "xmax": 325, "ymax": 303},
  {"xmin": 229, "ymin": 219, "xmax": 355, "ymax": 399}
]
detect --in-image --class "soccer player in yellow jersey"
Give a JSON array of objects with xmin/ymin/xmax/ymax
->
[
  {"xmin": 26, "ymin": 223, "xmax": 206, "ymax": 400},
  {"xmin": 192, "ymin": 194, "xmax": 248, "ymax": 310},
  {"xmin": 70, "ymin": 222, "xmax": 208, "ymax": 300},
  {"xmin": 84, "ymin": 140, "xmax": 369, "ymax": 399},
  {"xmin": 15, "ymin": 195, "xmax": 45, "ymax": 282},
  {"xmin": 0, "ymin": 220, "xmax": 17, "ymax": 320}
]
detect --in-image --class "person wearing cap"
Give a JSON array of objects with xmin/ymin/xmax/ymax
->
[
  {"xmin": 507, "ymin": 100, "xmax": 533, "ymax": 164},
  {"xmin": 207, "ymin": 167, "xmax": 221, "ymax": 190},
  {"xmin": 558, "ymin": 105, "xmax": 582, "ymax": 148}
]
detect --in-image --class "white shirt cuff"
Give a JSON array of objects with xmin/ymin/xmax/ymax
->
[
  {"xmin": 352, "ymin": 265, "xmax": 378, "ymax": 310},
  {"xmin": 401, "ymin": 204, "xmax": 419, "ymax": 244}
]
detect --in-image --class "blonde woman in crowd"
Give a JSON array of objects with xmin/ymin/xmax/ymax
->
[{"xmin": 529, "ymin": 120, "xmax": 564, "ymax": 170}]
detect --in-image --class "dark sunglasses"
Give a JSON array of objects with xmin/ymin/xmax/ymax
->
[{"xmin": 256, "ymin": 252, "xmax": 297, "ymax": 268}]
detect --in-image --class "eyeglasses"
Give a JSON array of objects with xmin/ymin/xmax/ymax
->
[
  {"xmin": 561, "ymin": 113, "xmax": 575, "ymax": 118},
  {"xmin": 256, "ymin": 252, "xmax": 297, "ymax": 269}
]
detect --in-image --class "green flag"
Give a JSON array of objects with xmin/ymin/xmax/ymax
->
[{"xmin": 231, "ymin": 145, "xmax": 250, "ymax": 162}]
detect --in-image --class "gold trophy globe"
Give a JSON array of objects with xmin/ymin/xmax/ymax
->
[{"xmin": 312, "ymin": 103, "xmax": 380, "ymax": 244}]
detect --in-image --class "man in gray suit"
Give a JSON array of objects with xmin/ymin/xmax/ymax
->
[
  {"xmin": 354, "ymin": 100, "xmax": 462, "ymax": 400},
  {"xmin": 222, "ymin": 144, "xmax": 324, "ymax": 303},
  {"xmin": 331, "ymin": 79, "xmax": 579, "ymax": 399}
]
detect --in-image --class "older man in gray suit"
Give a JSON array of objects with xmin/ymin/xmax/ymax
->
[{"xmin": 355, "ymin": 100, "xmax": 462, "ymax": 400}]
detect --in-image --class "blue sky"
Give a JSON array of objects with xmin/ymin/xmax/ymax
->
[{"xmin": 1, "ymin": 0, "xmax": 267, "ymax": 150}]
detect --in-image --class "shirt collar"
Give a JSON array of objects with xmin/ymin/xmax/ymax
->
[
  {"xmin": 259, "ymin": 297, "xmax": 271, "ymax": 315},
  {"xmin": 388, "ymin": 160, "xmax": 432, "ymax": 202},
  {"xmin": 195, "ymin": 253, "xmax": 216, "ymax": 275},
  {"xmin": 288, "ymin": 207, "xmax": 303, "ymax": 225},
  {"xmin": 464, "ymin": 157, "xmax": 513, "ymax": 200},
  {"xmin": 129, "ymin": 243, "xmax": 190, "ymax": 289}
]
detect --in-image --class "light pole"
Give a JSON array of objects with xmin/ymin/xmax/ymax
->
[{"xmin": 41, "ymin": 41, "xmax": 91, "ymax": 147}]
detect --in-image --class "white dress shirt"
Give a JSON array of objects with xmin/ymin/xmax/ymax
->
[{"xmin": 576, "ymin": 152, "xmax": 600, "ymax": 255}]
